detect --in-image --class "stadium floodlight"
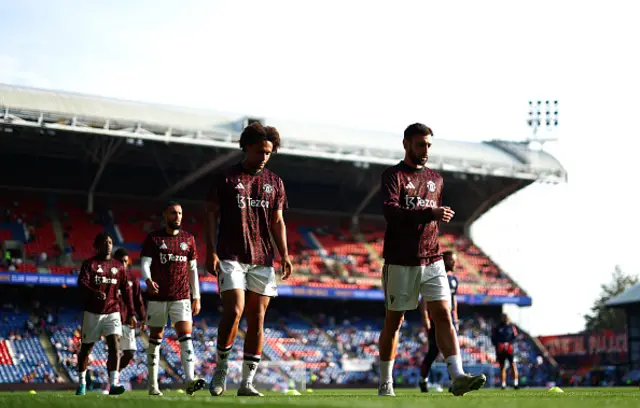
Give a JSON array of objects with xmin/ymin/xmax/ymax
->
[{"xmin": 527, "ymin": 100, "xmax": 559, "ymax": 145}]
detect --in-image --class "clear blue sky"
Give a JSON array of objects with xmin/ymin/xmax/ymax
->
[{"xmin": 1, "ymin": 0, "xmax": 639, "ymax": 335}]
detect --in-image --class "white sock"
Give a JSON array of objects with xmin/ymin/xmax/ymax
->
[
  {"xmin": 514, "ymin": 379, "xmax": 519, "ymax": 386},
  {"xmin": 502, "ymin": 381, "xmax": 507, "ymax": 387},
  {"xmin": 147, "ymin": 339, "xmax": 161, "ymax": 389},
  {"xmin": 179, "ymin": 335, "xmax": 195, "ymax": 382},
  {"xmin": 445, "ymin": 354, "xmax": 465, "ymax": 379},
  {"xmin": 380, "ymin": 360, "xmax": 394, "ymax": 384},
  {"xmin": 242, "ymin": 354, "xmax": 261, "ymax": 386},
  {"xmin": 79, "ymin": 370, "xmax": 87, "ymax": 385},
  {"xmin": 109, "ymin": 370, "xmax": 119, "ymax": 387}
]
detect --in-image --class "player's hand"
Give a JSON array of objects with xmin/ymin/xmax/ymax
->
[
  {"xmin": 434, "ymin": 206, "xmax": 455, "ymax": 223},
  {"xmin": 281, "ymin": 255, "xmax": 293, "ymax": 280},
  {"xmin": 192, "ymin": 298, "xmax": 201, "ymax": 316},
  {"xmin": 206, "ymin": 253, "xmax": 220, "ymax": 277},
  {"xmin": 424, "ymin": 318, "xmax": 431, "ymax": 331},
  {"xmin": 146, "ymin": 279, "xmax": 159, "ymax": 295},
  {"xmin": 127, "ymin": 316, "xmax": 137, "ymax": 329},
  {"xmin": 96, "ymin": 292, "xmax": 106, "ymax": 301}
]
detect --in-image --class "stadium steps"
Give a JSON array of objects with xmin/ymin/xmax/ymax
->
[
  {"xmin": 303, "ymin": 229, "xmax": 349, "ymax": 276},
  {"xmin": 46, "ymin": 207, "xmax": 67, "ymax": 263},
  {"xmin": 352, "ymin": 231, "xmax": 384, "ymax": 268},
  {"xmin": 39, "ymin": 331, "xmax": 71, "ymax": 383}
]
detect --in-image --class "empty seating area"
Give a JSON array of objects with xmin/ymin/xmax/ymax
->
[
  {"xmin": 0, "ymin": 194, "xmax": 57, "ymax": 258},
  {"xmin": 0, "ymin": 193, "xmax": 527, "ymax": 298},
  {"xmin": 58, "ymin": 201, "xmax": 106, "ymax": 261}
]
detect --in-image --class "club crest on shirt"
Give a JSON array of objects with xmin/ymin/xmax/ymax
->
[
  {"xmin": 180, "ymin": 242, "xmax": 188, "ymax": 251},
  {"xmin": 110, "ymin": 267, "xmax": 118, "ymax": 275},
  {"xmin": 427, "ymin": 180, "xmax": 436, "ymax": 192},
  {"xmin": 263, "ymin": 184, "xmax": 273, "ymax": 194}
]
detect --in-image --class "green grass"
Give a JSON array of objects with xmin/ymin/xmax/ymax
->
[{"xmin": 1, "ymin": 388, "xmax": 639, "ymax": 408}]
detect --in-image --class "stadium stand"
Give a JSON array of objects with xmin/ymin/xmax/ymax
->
[
  {"xmin": 1, "ymin": 194, "xmax": 528, "ymax": 298},
  {"xmin": 0, "ymin": 306, "xmax": 59, "ymax": 384}
]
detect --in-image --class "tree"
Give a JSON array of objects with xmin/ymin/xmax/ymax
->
[{"xmin": 584, "ymin": 265, "xmax": 639, "ymax": 332}]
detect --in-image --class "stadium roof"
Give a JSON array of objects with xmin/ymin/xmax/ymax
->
[
  {"xmin": 0, "ymin": 83, "xmax": 566, "ymax": 182},
  {"xmin": 606, "ymin": 283, "xmax": 640, "ymax": 308}
]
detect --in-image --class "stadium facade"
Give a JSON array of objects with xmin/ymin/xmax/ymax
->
[{"xmin": 0, "ymin": 83, "xmax": 566, "ymax": 389}]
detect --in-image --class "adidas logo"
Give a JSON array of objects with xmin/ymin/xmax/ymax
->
[
  {"xmin": 407, "ymin": 182, "xmax": 416, "ymax": 189},
  {"xmin": 159, "ymin": 240, "xmax": 168, "ymax": 250},
  {"xmin": 236, "ymin": 182, "xmax": 245, "ymax": 190}
]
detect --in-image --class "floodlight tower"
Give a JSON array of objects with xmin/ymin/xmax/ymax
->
[{"xmin": 527, "ymin": 100, "xmax": 559, "ymax": 147}]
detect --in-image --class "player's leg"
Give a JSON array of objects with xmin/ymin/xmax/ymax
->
[
  {"xmin": 210, "ymin": 260, "xmax": 247, "ymax": 396},
  {"xmin": 422, "ymin": 261, "xmax": 485, "ymax": 396},
  {"xmin": 105, "ymin": 334, "xmax": 126, "ymax": 395},
  {"xmin": 509, "ymin": 355, "xmax": 519, "ymax": 389},
  {"xmin": 146, "ymin": 301, "xmax": 169, "ymax": 396},
  {"xmin": 172, "ymin": 300, "xmax": 205, "ymax": 395},
  {"xmin": 102, "ymin": 312, "xmax": 125, "ymax": 395},
  {"xmin": 236, "ymin": 264, "xmax": 276, "ymax": 396},
  {"xmin": 419, "ymin": 322, "xmax": 439, "ymax": 392},
  {"xmin": 76, "ymin": 342, "xmax": 94, "ymax": 395},
  {"xmin": 377, "ymin": 264, "xmax": 419, "ymax": 396},
  {"xmin": 499, "ymin": 357, "xmax": 507, "ymax": 389},
  {"xmin": 118, "ymin": 324, "xmax": 136, "ymax": 375},
  {"xmin": 76, "ymin": 311, "xmax": 100, "ymax": 395}
]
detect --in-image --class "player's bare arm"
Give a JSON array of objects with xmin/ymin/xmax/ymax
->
[
  {"xmin": 381, "ymin": 172, "xmax": 454, "ymax": 224},
  {"xmin": 204, "ymin": 199, "xmax": 221, "ymax": 276},
  {"xmin": 120, "ymin": 269, "xmax": 137, "ymax": 328},
  {"xmin": 270, "ymin": 209, "xmax": 292, "ymax": 280},
  {"xmin": 188, "ymin": 241, "xmax": 202, "ymax": 316},
  {"xmin": 452, "ymin": 295, "xmax": 459, "ymax": 331}
]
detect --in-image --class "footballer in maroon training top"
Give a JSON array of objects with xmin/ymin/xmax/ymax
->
[
  {"xmin": 78, "ymin": 256, "xmax": 134, "ymax": 316},
  {"xmin": 140, "ymin": 229, "xmax": 198, "ymax": 302},
  {"xmin": 380, "ymin": 161, "xmax": 444, "ymax": 266},
  {"xmin": 207, "ymin": 162, "xmax": 288, "ymax": 266}
]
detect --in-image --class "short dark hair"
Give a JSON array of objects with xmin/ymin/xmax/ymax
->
[
  {"xmin": 403, "ymin": 123, "xmax": 433, "ymax": 140},
  {"xmin": 93, "ymin": 232, "xmax": 113, "ymax": 250},
  {"xmin": 113, "ymin": 248, "xmax": 129, "ymax": 262},
  {"xmin": 443, "ymin": 250, "xmax": 454, "ymax": 258},
  {"xmin": 165, "ymin": 201, "xmax": 181, "ymax": 211},
  {"xmin": 239, "ymin": 122, "xmax": 281, "ymax": 152}
]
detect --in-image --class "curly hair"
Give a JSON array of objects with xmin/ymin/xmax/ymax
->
[
  {"xmin": 93, "ymin": 232, "xmax": 113, "ymax": 250},
  {"xmin": 239, "ymin": 122, "xmax": 281, "ymax": 152},
  {"xmin": 113, "ymin": 247, "xmax": 129, "ymax": 262}
]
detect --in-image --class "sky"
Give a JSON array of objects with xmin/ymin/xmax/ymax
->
[{"xmin": 1, "ymin": 0, "xmax": 639, "ymax": 336}]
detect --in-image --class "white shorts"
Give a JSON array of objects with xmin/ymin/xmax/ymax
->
[
  {"xmin": 382, "ymin": 260, "xmax": 450, "ymax": 311},
  {"xmin": 218, "ymin": 260, "xmax": 278, "ymax": 297},
  {"xmin": 120, "ymin": 325, "xmax": 137, "ymax": 351},
  {"xmin": 81, "ymin": 311, "xmax": 122, "ymax": 344},
  {"xmin": 146, "ymin": 299, "xmax": 192, "ymax": 328}
]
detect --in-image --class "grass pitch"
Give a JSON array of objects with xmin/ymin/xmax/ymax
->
[{"xmin": 1, "ymin": 387, "xmax": 638, "ymax": 408}]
